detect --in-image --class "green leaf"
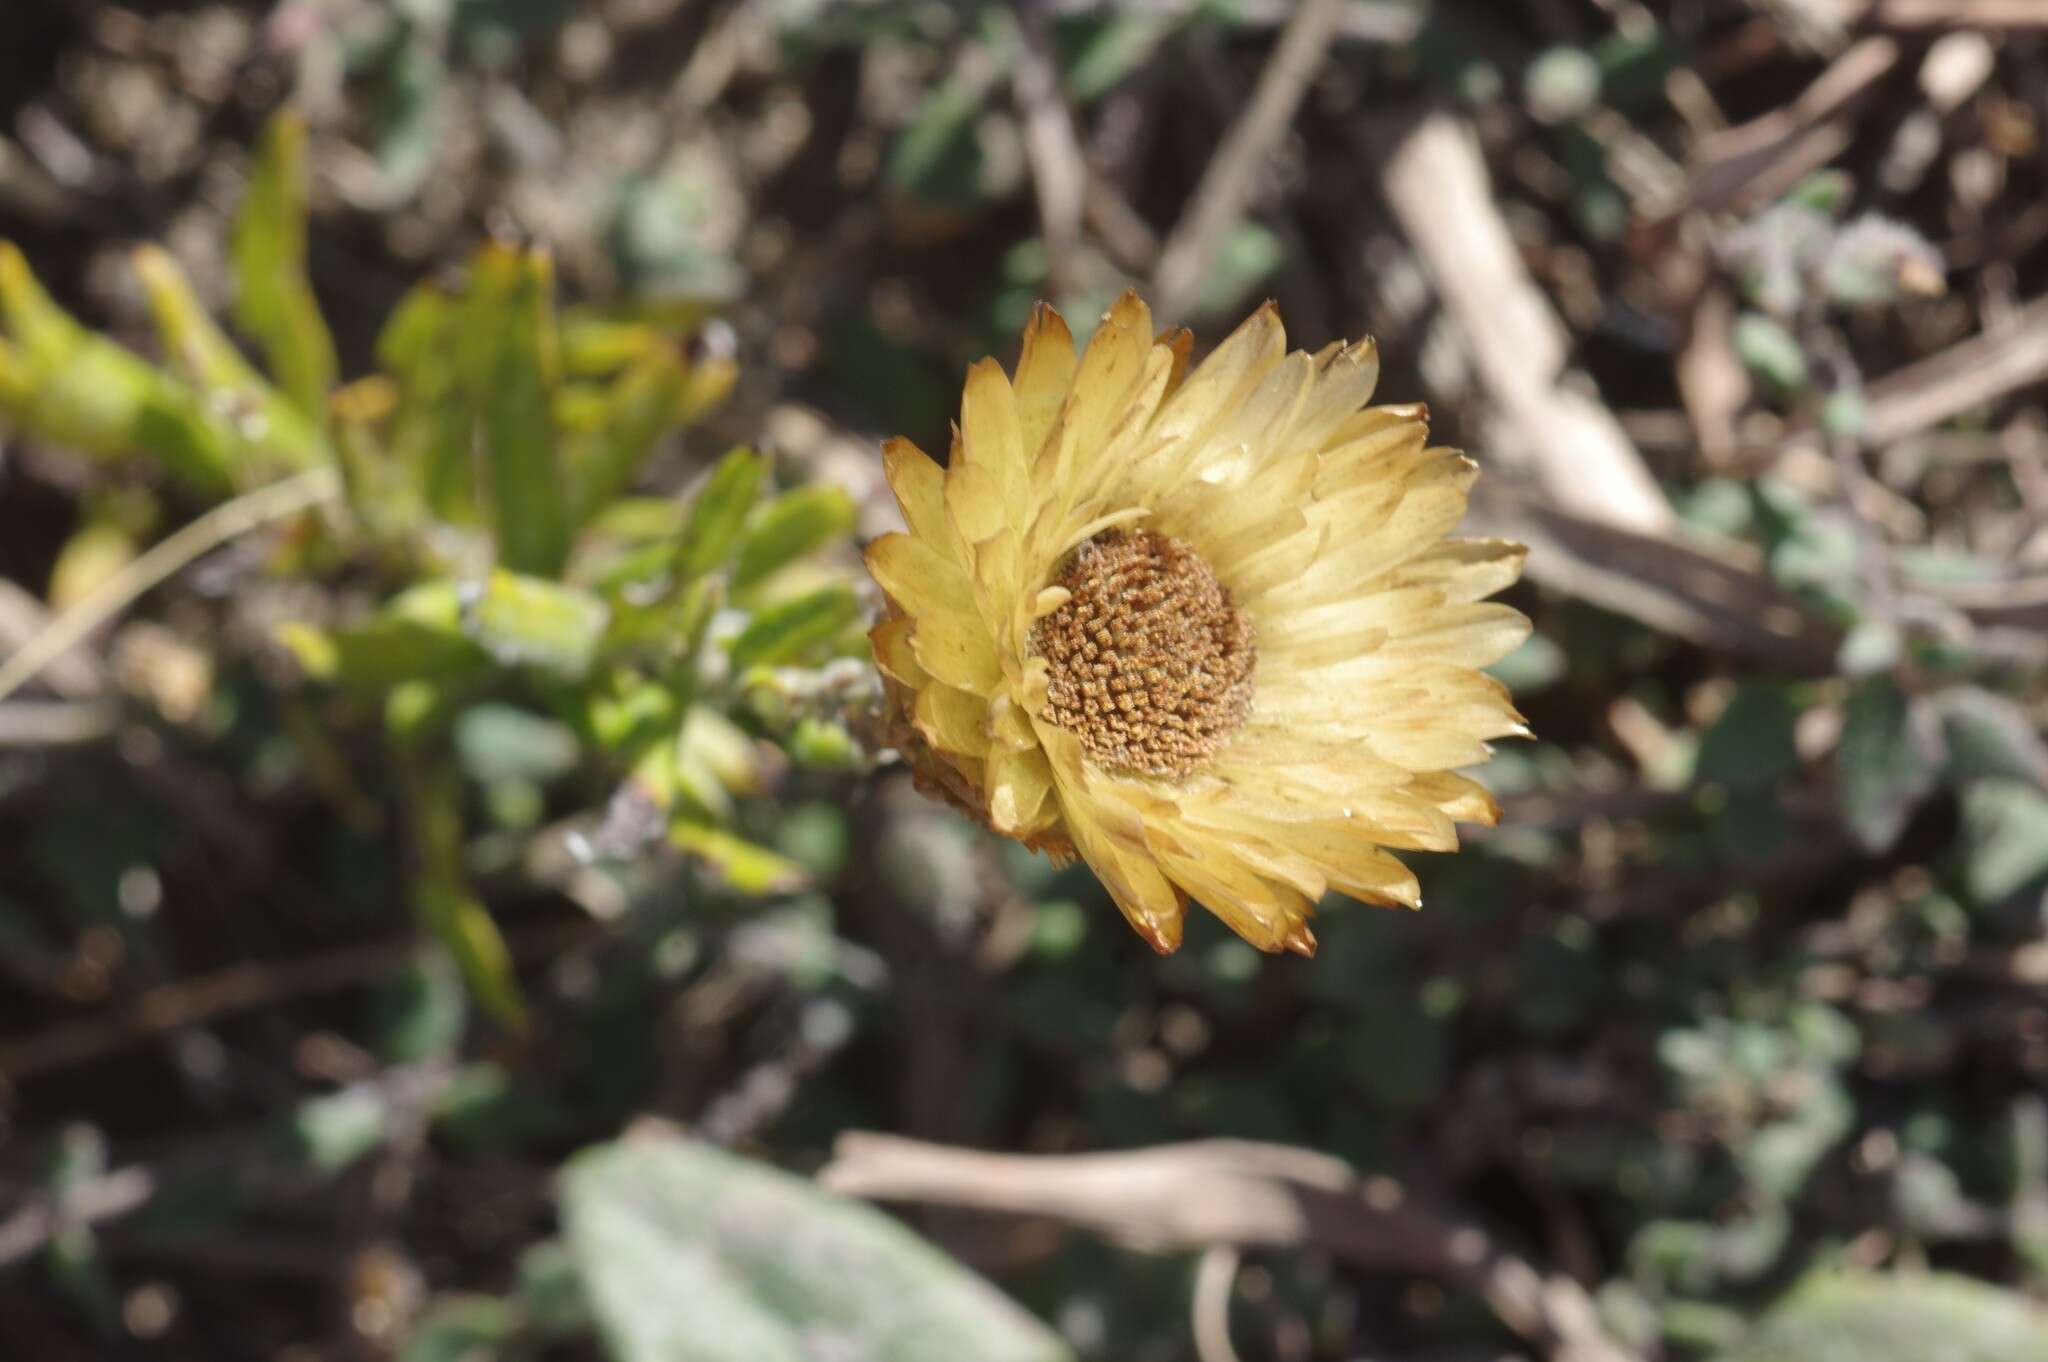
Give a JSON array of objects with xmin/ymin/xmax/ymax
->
[
  {"xmin": 466, "ymin": 571, "xmax": 609, "ymax": 678},
  {"xmin": 230, "ymin": 110, "xmax": 339, "ymax": 417},
  {"xmin": 1526, "ymin": 46, "xmax": 1602, "ymax": 124},
  {"xmin": 887, "ymin": 74, "xmax": 989, "ymax": 208},
  {"xmin": 1836, "ymin": 675, "xmax": 1943, "ymax": 852},
  {"xmin": 400, "ymin": 1295, "xmax": 522, "ymax": 1362},
  {"xmin": 1935, "ymin": 686, "xmax": 2048, "ymax": 786},
  {"xmin": 1712, "ymin": 1271, "xmax": 2048, "ymax": 1362},
  {"xmin": 668, "ymin": 821, "xmax": 810, "ymax": 896},
  {"xmin": 733, "ymin": 485, "xmax": 857, "ymax": 593},
  {"xmin": 729, "ymin": 583, "xmax": 859, "ymax": 670},
  {"xmin": 408, "ymin": 758, "xmax": 525, "ymax": 1028},
  {"xmin": 0, "ymin": 242, "xmax": 239, "ymax": 495},
  {"xmin": 1696, "ymin": 684, "xmax": 1799, "ymax": 788},
  {"xmin": 368, "ymin": 950, "xmax": 468, "ymax": 1065},
  {"xmin": 133, "ymin": 245, "xmax": 328, "ymax": 475},
  {"xmin": 678, "ymin": 446, "xmax": 766, "ymax": 580},
  {"xmin": 1193, "ymin": 221, "xmax": 1283, "ymax": 320},
  {"xmin": 516, "ymin": 1239, "xmax": 593, "ymax": 1336},
  {"xmin": 462, "ymin": 245, "xmax": 570, "ymax": 577},
  {"xmin": 1058, "ymin": 14, "xmax": 1171, "ymax": 102},
  {"xmin": 1960, "ymin": 779, "xmax": 2048, "ymax": 903},
  {"xmin": 454, "ymin": 703, "xmax": 581, "ymax": 784},
  {"xmin": 282, "ymin": 581, "xmax": 492, "ymax": 690},
  {"xmin": 1733, "ymin": 313, "xmax": 1809, "ymax": 394},
  {"xmin": 375, "ymin": 39, "xmax": 446, "ymax": 201},
  {"xmin": 289, "ymin": 1087, "xmax": 391, "ymax": 1172},
  {"xmin": 567, "ymin": 346, "xmax": 691, "ymax": 525},
  {"xmin": 560, "ymin": 1135, "xmax": 1072, "ymax": 1362}
]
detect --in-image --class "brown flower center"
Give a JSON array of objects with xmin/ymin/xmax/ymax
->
[{"xmin": 1030, "ymin": 528, "xmax": 1255, "ymax": 778}]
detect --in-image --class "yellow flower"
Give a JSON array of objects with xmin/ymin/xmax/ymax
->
[{"xmin": 864, "ymin": 293, "xmax": 1529, "ymax": 956}]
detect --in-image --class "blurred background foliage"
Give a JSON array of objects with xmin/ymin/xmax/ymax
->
[{"xmin": 2, "ymin": 1, "xmax": 2047, "ymax": 1360}]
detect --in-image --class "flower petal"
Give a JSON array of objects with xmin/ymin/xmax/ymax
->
[
  {"xmin": 881, "ymin": 436, "xmax": 956, "ymax": 559},
  {"xmin": 910, "ymin": 609, "xmax": 1004, "ymax": 695},
  {"xmin": 988, "ymin": 745, "xmax": 1057, "ymax": 835},
  {"xmin": 870, "ymin": 616, "xmax": 928, "ymax": 687},
  {"xmin": 1013, "ymin": 303, "xmax": 1077, "ymax": 465},
  {"xmin": 864, "ymin": 532, "xmax": 977, "ymax": 621},
  {"xmin": 915, "ymin": 680, "xmax": 991, "ymax": 758},
  {"xmin": 957, "ymin": 358, "xmax": 1029, "ymax": 538}
]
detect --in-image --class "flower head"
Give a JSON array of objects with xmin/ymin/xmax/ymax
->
[{"xmin": 865, "ymin": 293, "xmax": 1529, "ymax": 956}]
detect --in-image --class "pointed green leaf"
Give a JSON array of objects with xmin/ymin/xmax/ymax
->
[
  {"xmin": 1713, "ymin": 1271, "xmax": 2048, "ymax": 1362},
  {"xmin": 133, "ymin": 245, "xmax": 327, "ymax": 474},
  {"xmin": 400, "ymin": 1296, "xmax": 521, "ymax": 1362},
  {"xmin": 466, "ymin": 570, "xmax": 609, "ymax": 678},
  {"xmin": 729, "ymin": 583, "xmax": 858, "ymax": 671},
  {"xmin": 568, "ymin": 346, "xmax": 691, "ymax": 525},
  {"xmin": 560, "ymin": 1135, "xmax": 1072, "ymax": 1362},
  {"xmin": 668, "ymin": 821, "xmax": 807, "ymax": 895},
  {"xmin": 733, "ymin": 485, "xmax": 857, "ymax": 594},
  {"xmin": 0, "ymin": 242, "xmax": 238, "ymax": 495},
  {"xmin": 230, "ymin": 110, "xmax": 339, "ymax": 417},
  {"xmin": 1961, "ymin": 779, "xmax": 2048, "ymax": 903},
  {"xmin": 462, "ymin": 246, "xmax": 569, "ymax": 576},
  {"xmin": 1836, "ymin": 674, "xmax": 1943, "ymax": 852},
  {"xmin": 375, "ymin": 282, "xmax": 476, "ymax": 522},
  {"xmin": 409, "ymin": 758, "xmax": 525, "ymax": 1029},
  {"xmin": 281, "ymin": 581, "xmax": 491, "ymax": 690},
  {"xmin": 678, "ymin": 446, "xmax": 765, "ymax": 580}
]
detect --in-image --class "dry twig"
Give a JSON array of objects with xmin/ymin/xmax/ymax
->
[
  {"xmin": 1012, "ymin": 8, "xmax": 1088, "ymax": 282},
  {"xmin": 0, "ymin": 919, "xmax": 590, "ymax": 1083},
  {"xmin": 1150, "ymin": 0, "xmax": 1345, "ymax": 320},
  {"xmin": 0, "ymin": 468, "xmax": 341, "ymax": 708},
  {"xmin": 822, "ymin": 1133, "xmax": 1642, "ymax": 1362},
  {"xmin": 1686, "ymin": 37, "xmax": 1900, "ymax": 214},
  {"xmin": 1380, "ymin": 114, "xmax": 1673, "ymax": 537},
  {"xmin": 1466, "ymin": 477, "xmax": 1844, "ymax": 673}
]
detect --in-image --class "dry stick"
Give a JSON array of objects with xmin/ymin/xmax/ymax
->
[
  {"xmin": 1180, "ymin": 1243, "xmax": 1247, "ymax": 1362},
  {"xmin": 1046, "ymin": 0, "xmax": 1423, "ymax": 42},
  {"xmin": 0, "ymin": 918, "xmax": 591, "ymax": 1083},
  {"xmin": 1855, "ymin": 0, "xmax": 2048, "ymax": 25},
  {"xmin": 1013, "ymin": 8, "xmax": 1087, "ymax": 282},
  {"xmin": 0, "ymin": 467, "xmax": 342, "ymax": 708},
  {"xmin": 1685, "ymin": 36, "xmax": 1900, "ymax": 214},
  {"xmin": 1858, "ymin": 293, "xmax": 2048, "ymax": 447},
  {"xmin": 1149, "ymin": 0, "xmax": 1346, "ymax": 321},
  {"xmin": 1466, "ymin": 477, "xmax": 1844, "ymax": 673},
  {"xmin": 1380, "ymin": 114, "xmax": 1674, "ymax": 538},
  {"xmin": 0, "ymin": 580, "xmax": 104, "ymax": 698},
  {"xmin": 1192, "ymin": 1245, "xmax": 1246, "ymax": 1362},
  {"xmin": 0, "ymin": 698, "xmax": 119, "ymax": 745},
  {"xmin": 0, "ymin": 1166, "xmax": 155, "ymax": 1269},
  {"xmin": 822, "ymin": 1133, "xmax": 1643, "ymax": 1362}
]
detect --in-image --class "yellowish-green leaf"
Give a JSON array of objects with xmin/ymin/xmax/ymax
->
[
  {"xmin": 729, "ymin": 583, "xmax": 859, "ymax": 671},
  {"xmin": 329, "ymin": 376, "xmax": 423, "ymax": 537},
  {"xmin": 47, "ymin": 521, "xmax": 139, "ymax": 613},
  {"xmin": 409, "ymin": 758, "xmax": 526, "ymax": 1029},
  {"xmin": 559, "ymin": 312, "xmax": 664, "ymax": 377},
  {"xmin": 134, "ymin": 245, "xmax": 327, "ymax": 475},
  {"xmin": 466, "ymin": 570, "xmax": 609, "ymax": 678},
  {"xmin": 461, "ymin": 245, "xmax": 568, "ymax": 576},
  {"xmin": 568, "ymin": 346, "xmax": 692, "ymax": 526},
  {"xmin": 0, "ymin": 242, "xmax": 238, "ymax": 495},
  {"xmin": 677, "ymin": 446, "xmax": 765, "ymax": 580},
  {"xmin": 733, "ymin": 484, "xmax": 856, "ymax": 595},
  {"xmin": 281, "ymin": 581, "xmax": 492, "ymax": 691},
  {"xmin": 668, "ymin": 821, "xmax": 809, "ymax": 896},
  {"xmin": 375, "ymin": 282, "xmax": 475, "ymax": 523},
  {"xmin": 231, "ymin": 110, "xmax": 338, "ymax": 417}
]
